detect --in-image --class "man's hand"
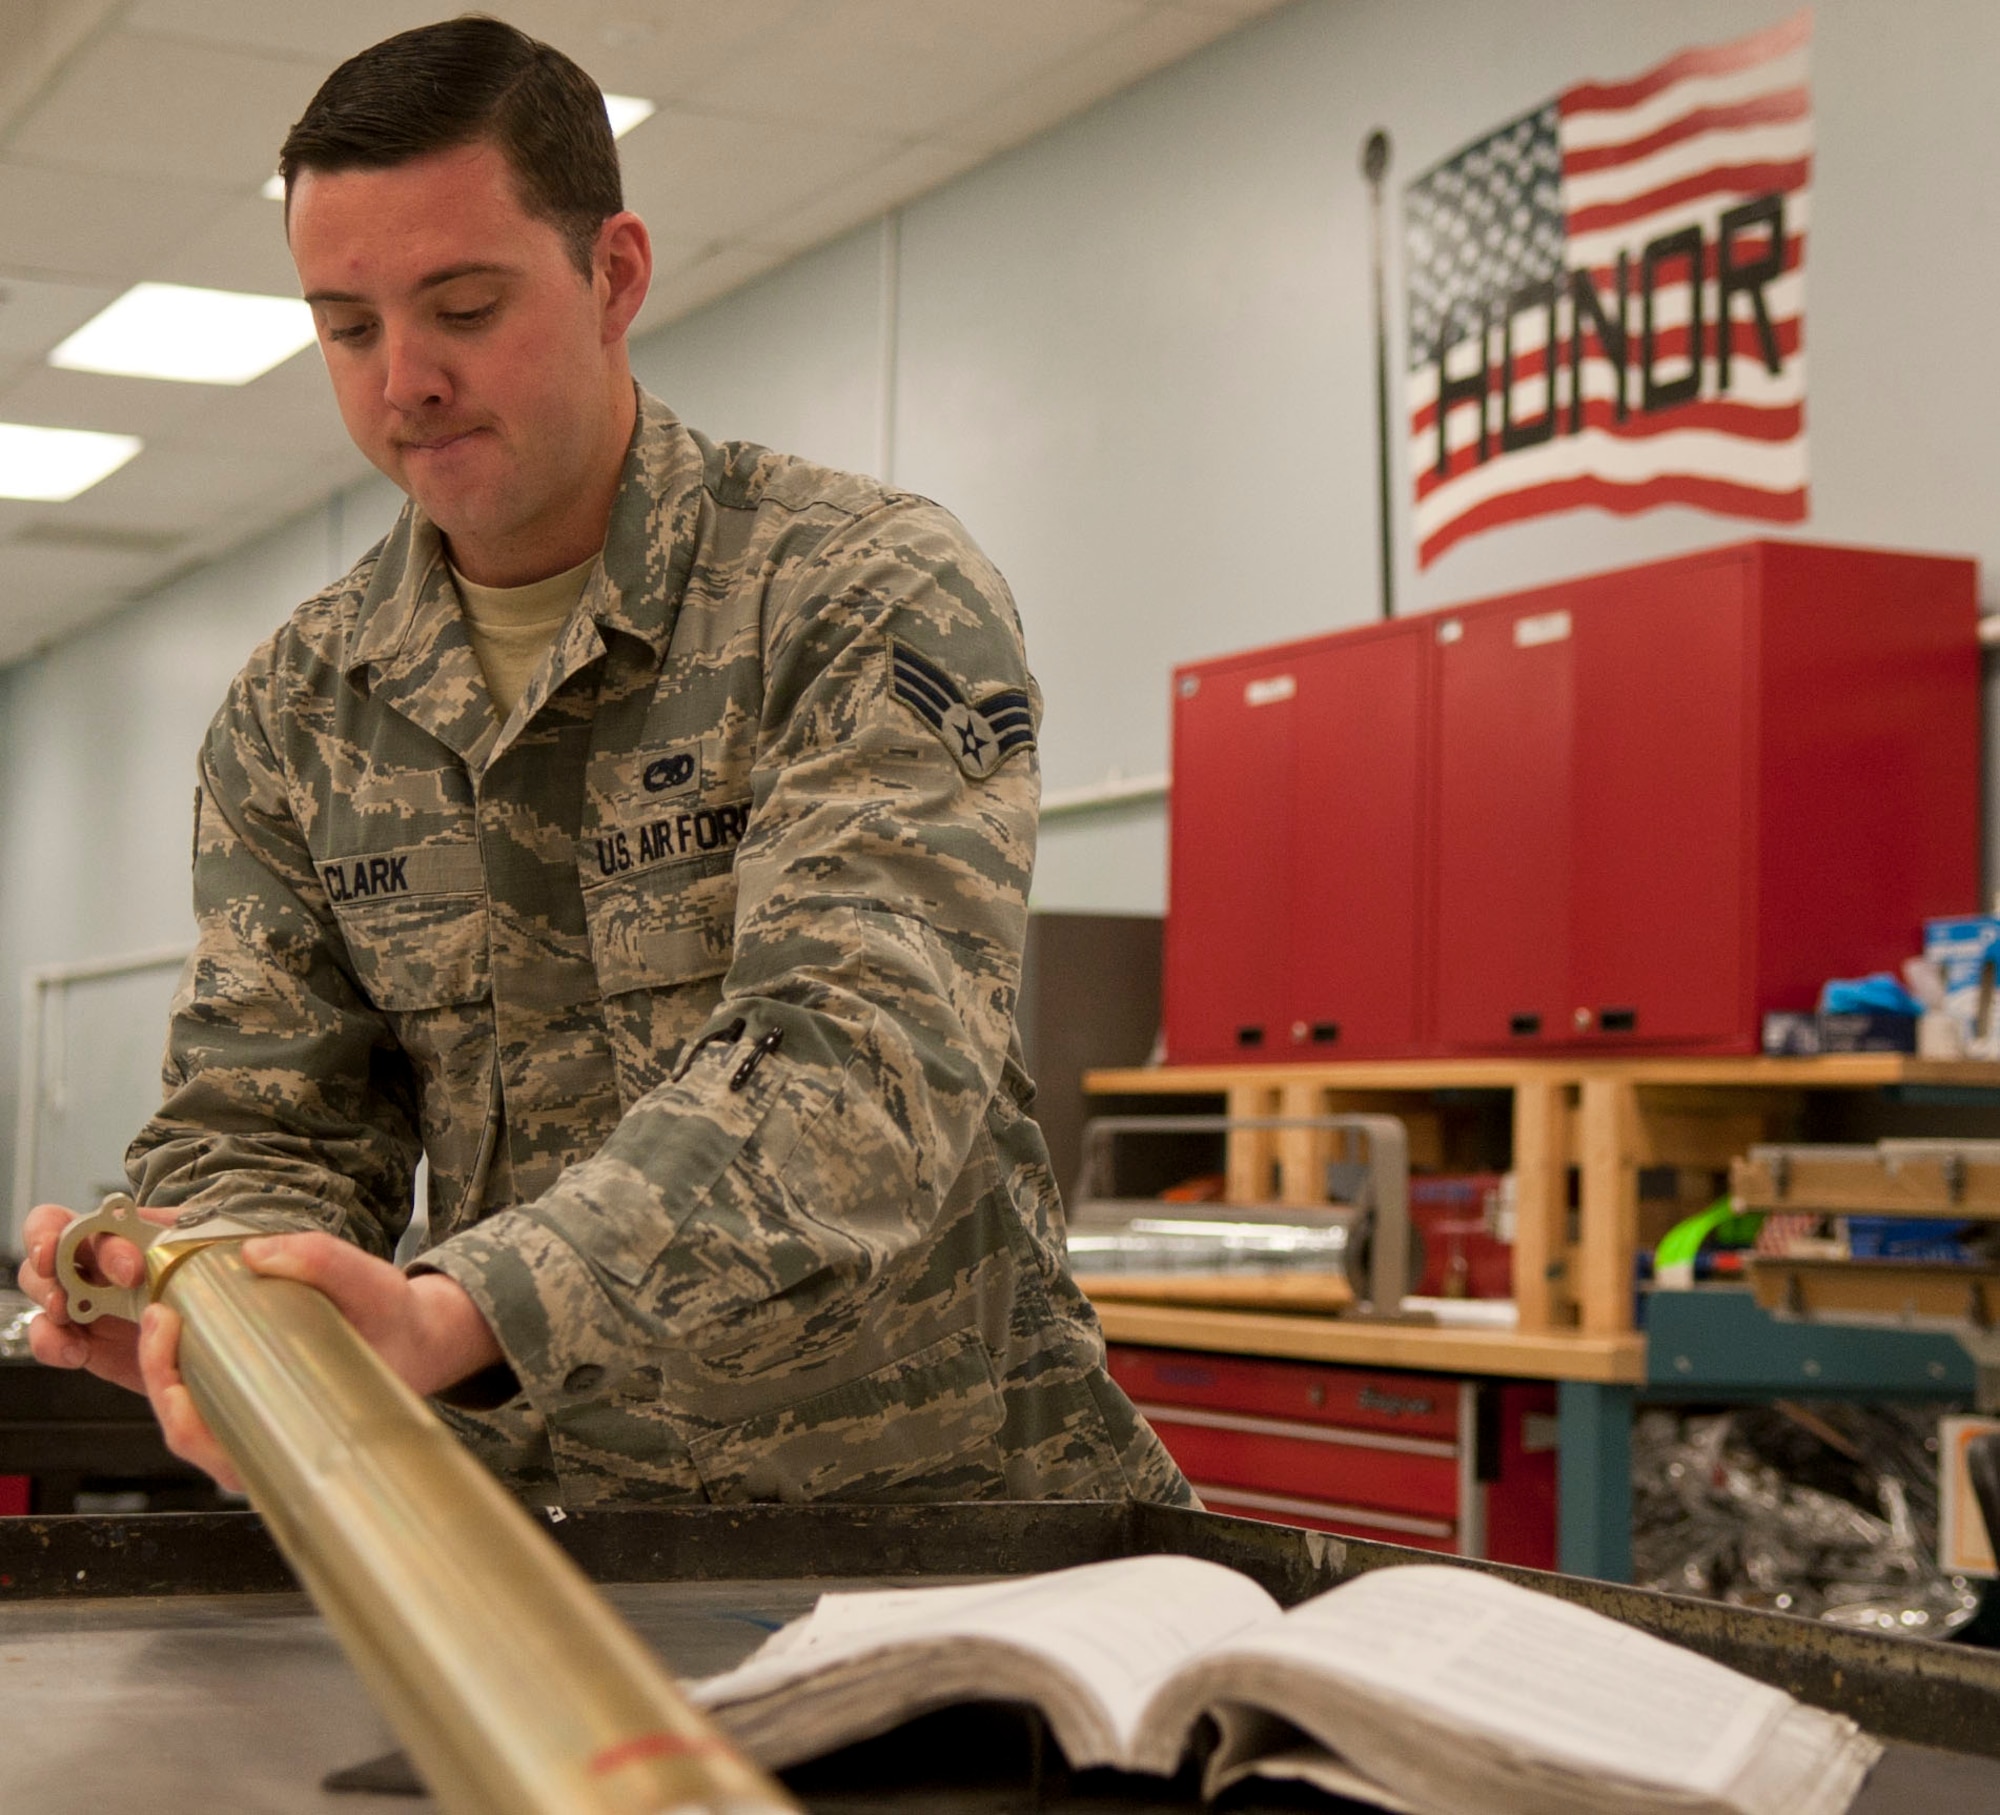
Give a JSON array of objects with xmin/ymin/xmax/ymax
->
[
  {"xmin": 20, "ymin": 1209, "xmax": 503, "ymax": 1493},
  {"xmin": 17, "ymin": 1200, "xmax": 166, "ymax": 1395}
]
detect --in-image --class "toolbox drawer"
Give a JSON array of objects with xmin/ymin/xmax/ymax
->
[
  {"xmin": 1113, "ymin": 1344, "xmax": 1555, "ymax": 1569},
  {"xmin": 1140, "ymin": 1410, "xmax": 1460, "ymax": 1518},
  {"xmin": 1108, "ymin": 1348, "xmax": 1457, "ymax": 1439},
  {"xmin": 1195, "ymin": 1484, "xmax": 1458, "ymax": 1552}
]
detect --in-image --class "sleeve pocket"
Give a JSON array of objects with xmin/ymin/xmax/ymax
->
[{"xmin": 687, "ymin": 1328, "xmax": 1009, "ymax": 1504}]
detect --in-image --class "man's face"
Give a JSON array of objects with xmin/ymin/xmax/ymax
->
[{"xmin": 289, "ymin": 140, "xmax": 640, "ymax": 584}]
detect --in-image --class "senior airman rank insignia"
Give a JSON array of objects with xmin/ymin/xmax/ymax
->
[{"xmin": 891, "ymin": 640, "xmax": 1034, "ymax": 780}]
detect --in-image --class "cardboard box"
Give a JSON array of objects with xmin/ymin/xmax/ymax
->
[
  {"xmin": 1939, "ymin": 1414, "xmax": 2000, "ymax": 1576},
  {"xmin": 1925, "ymin": 916, "xmax": 2000, "ymax": 1055}
]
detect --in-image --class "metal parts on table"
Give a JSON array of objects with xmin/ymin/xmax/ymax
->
[
  {"xmin": 55, "ymin": 1194, "xmax": 795, "ymax": 1815},
  {"xmin": 1067, "ymin": 1114, "xmax": 1413, "ymax": 1312}
]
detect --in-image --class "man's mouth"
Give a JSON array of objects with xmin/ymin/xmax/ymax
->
[{"xmin": 400, "ymin": 427, "xmax": 485, "ymax": 455}]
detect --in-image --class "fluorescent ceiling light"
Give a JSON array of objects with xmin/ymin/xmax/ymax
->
[
  {"xmin": 603, "ymin": 93, "xmax": 656, "ymax": 138},
  {"xmin": 49, "ymin": 282, "xmax": 316, "ymax": 385},
  {"xmin": 0, "ymin": 422, "xmax": 142, "ymax": 501},
  {"xmin": 260, "ymin": 172, "xmax": 284, "ymax": 200}
]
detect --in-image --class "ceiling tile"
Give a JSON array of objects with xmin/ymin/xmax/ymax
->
[
  {"xmin": 751, "ymin": 138, "xmax": 991, "ymax": 257},
  {"xmin": 0, "ymin": 499, "xmax": 43, "ymax": 540},
  {"xmin": 9, "ymin": 29, "xmax": 327, "ymax": 187},
  {"xmin": 619, "ymin": 106, "xmax": 900, "ymax": 250},
  {"xmin": 152, "ymin": 195, "xmax": 302, "ymax": 297},
  {"xmin": 1173, "ymin": 0, "xmax": 1299, "ymax": 19},
  {"xmin": 123, "ymin": 1, "xmax": 812, "ymax": 102},
  {"xmin": 169, "ymin": 345, "xmax": 351, "ymax": 453},
  {"xmin": 0, "ymin": 270, "xmax": 119, "ymax": 358},
  {"xmin": 679, "ymin": 0, "xmax": 1149, "ymax": 137},
  {"xmin": 0, "ymin": 362, "xmax": 195, "ymax": 440},
  {"xmin": 120, "ymin": 0, "xmax": 463, "ymax": 62},
  {"xmin": 47, "ymin": 431, "xmax": 353, "ymax": 533},
  {"xmin": 509, "ymin": 1, "xmax": 818, "ymax": 105},
  {"xmin": 0, "ymin": 159, "xmax": 226, "ymax": 282},
  {"xmin": 0, "ymin": 0, "xmax": 123, "ymax": 131},
  {"xmin": 938, "ymin": 3, "xmax": 1250, "ymax": 160}
]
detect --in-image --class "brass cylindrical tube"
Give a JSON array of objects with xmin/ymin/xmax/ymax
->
[{"xmin": 156, "ymin": 1240, "xmax": 794, "ymax": 1815}]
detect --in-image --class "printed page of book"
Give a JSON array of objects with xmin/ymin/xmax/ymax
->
[
  {"xmin": 1141, "ymin": 1564, "xmax": 1876, "ymax": 1815},
  {"xmin": 690, "ymin": 1554, "xmax": 1279, "ymax": 1771},
  {"xmin": 1272, "ymin": 1566, "xmax": 1787, "ymax": 1790}
]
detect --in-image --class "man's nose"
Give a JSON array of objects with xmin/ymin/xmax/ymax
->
[{"xmin": 381, "ymin": 327, "xmax": 449, "ymax": 413}]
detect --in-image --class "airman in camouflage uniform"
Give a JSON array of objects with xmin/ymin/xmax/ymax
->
[{"xmin": 124, "ymin": 388, "xmax": 1193, "ymax": 1510}]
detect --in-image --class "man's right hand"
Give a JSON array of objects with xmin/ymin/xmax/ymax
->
[{"xmin": 15, "ymin": 1201, "xmax": 173, "ymax": 1395}]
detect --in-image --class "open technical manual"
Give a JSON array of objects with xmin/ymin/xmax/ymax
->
[{"xmin": 690, "ymin": 1554, "xmax": 1880, "ymax": 1813}]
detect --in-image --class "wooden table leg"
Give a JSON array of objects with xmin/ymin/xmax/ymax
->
[
  {"xmin": 1226, "ymin": 1082, "xmax": 1282, "ymax": 1202},
  {"xmin": 1578, "ymin": 1076, "xmax": 1639, "ymax": 1336},
  {"xmin": 1276, "ymin": 1082, "xmax": 1327, "ymax": 1206},
  {"xmin": 1513, "ymin": 1076, "xmax": 1574, "ymax": 1331}
]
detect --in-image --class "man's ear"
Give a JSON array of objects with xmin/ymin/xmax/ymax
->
[{"xmin": 596, "ymin": 211, "xmax": 652, "ymax": 342}]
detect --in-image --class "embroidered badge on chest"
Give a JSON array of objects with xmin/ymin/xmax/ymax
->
[{"xmin": 890, "ymin": 641, "xmax": 1034, "ymax": 780}]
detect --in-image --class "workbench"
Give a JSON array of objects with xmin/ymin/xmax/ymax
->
[
  {"xmin": 1083, "ymin": 1056, "xmax": 2000, "ymax": 1580},
  {"xmin": 2, "ymin": 1502, "xmax": 1997, "ymax": 1810}
]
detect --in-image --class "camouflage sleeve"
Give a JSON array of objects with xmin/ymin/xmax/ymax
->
[
  {"xmin": 418, "ymin": 497, "xmax": 1037, "ymax": 1460},
  {"xmin": 124, "ymin": 654, "xmax": 421, "ymax": 1258}
]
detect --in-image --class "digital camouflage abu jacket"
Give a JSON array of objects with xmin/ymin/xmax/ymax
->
[{"xmin": 127, "ymin": 389, "xmax": 1192, "ymax": 1512}]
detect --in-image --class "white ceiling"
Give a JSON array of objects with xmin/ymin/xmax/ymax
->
[{"xmin": 0, "ymin": 0, "xmax": 1292, "ymax": 667}]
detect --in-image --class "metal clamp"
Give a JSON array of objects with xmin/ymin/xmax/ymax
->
[{"xmin": 54, "ymin": 1193, "xmax": 162, "ymax": 1325}]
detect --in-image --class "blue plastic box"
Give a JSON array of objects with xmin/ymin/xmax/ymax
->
[{"xmin": 1847, "ymin": 1216, "xmax": 1977, "ymax": 1264}]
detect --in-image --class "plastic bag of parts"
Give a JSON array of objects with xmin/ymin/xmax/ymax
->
[{"xmin": 1632, "ymin": 1401, "xmax": 1980, "ymax": 1637}]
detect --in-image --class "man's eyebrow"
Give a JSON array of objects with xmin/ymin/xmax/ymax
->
[{"xmin": 304, "ymin": 262, "xmax": 521, "ymax": 306}]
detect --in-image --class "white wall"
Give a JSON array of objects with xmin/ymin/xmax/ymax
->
[
  {"xmin": 0, "ymin": 474, "xmax": 401, "ymax": 1230},
  {"xmin": 5, "ymin": 0, "xmax": 1999, "ymax": 1225}
]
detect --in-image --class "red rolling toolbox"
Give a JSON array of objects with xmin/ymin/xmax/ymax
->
[
  {"xmin": 1109, "ymin": 1344, "xmax": 1556, "ymax": 1568},
  {"xmin": 1164, "ymin": 540, "xmax": 1979, "ymax": 1061}
]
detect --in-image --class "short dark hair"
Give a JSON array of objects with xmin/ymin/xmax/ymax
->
[{"xmin": 279, "ymin": 15, "xmax": 622, "ymax": 277}]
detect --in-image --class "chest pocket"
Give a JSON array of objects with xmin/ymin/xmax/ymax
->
[
  {"xmin": 582, "ymin": 855, "xmax": 738, "ymax": 996},
  {"xmin": 324, "ymin": 842, "xmax": 489, "ymax": 1010}
]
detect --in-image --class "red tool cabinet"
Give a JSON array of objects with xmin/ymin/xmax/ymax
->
[
  {"xmin": 1109, "ymin": 1344, "xmax": 1556, "ymax": 1567},
  {"xmin": 1167, "ymin": 619, "xmax": 1431, "ymax": 1060},
  {"xmin": 1165, "ymin": 540, "xmax": 1978, "ymax": 1060}
]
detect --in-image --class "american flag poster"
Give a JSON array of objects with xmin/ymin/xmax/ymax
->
[{"xmin": 1404, "ymin": 12, "xmax": 1811, "ymax": 569}]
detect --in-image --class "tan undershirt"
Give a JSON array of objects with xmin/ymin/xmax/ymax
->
[{"xmin": 450, "ymin": 552, "xmax": 600, "ymax": 720}]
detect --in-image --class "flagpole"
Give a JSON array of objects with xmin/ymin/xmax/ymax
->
[{"xmin": 1362, "ymin": 128, "xmax": 1394, "ymax": 621}]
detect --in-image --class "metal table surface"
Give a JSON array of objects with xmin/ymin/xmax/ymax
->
[{"xmin": 2, "ymin": 1503, "xmax": 1999, "ymax": 1811}]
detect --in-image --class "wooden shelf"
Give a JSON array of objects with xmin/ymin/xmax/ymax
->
[
  {"xmin": 1091, "ymin": 1301, "xmax": 1645, "ymax": 1383},
  {"xmin": 1086, "ymin": 1055, "xmax": 2000, "ymax": 1094},
  {"xmin": 1082, "ymin": 1056, "xmax": 2000, "ymax": 1346}
]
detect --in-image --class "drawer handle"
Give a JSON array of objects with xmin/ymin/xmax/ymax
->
[
  {"xmin": 1508, "ymin": 1013, "xmax": 1541, "ymax": 1038},
  {"xmin": 1133, "ymin": 1402, "xmax": 1457, "ymax": 1458},
  {"xmin": 1599, "ymin": 1007, "xmax": 1638, "ymax": 1033},
  {"xmin": 1236, "ymin": 1025, "xmax": 1265, "ymax": 1049}
]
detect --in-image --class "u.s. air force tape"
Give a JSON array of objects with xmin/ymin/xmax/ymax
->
[{"xmin": 890, "ymin": 640, "xmax": 1034, "ymax": 780}]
